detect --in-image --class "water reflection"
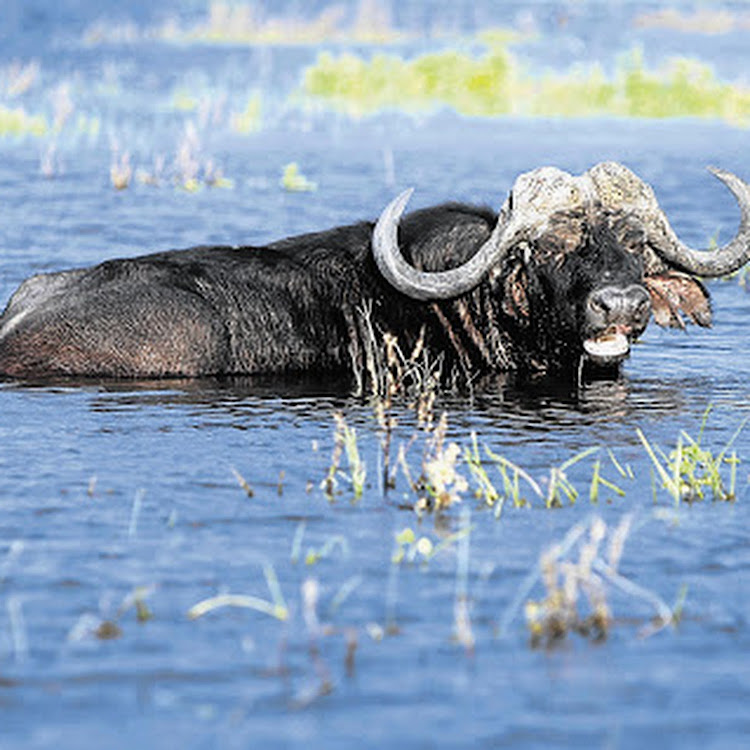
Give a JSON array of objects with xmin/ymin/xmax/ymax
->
[
  {"xmin": 3, "ymin": 368, "xmax": 696, "ymax": 437},
  {"xmin": 465, "ymin": 372, "xmax": 689, "ymax": 427},
  {"xmin": 5, "ymin": 372, "xmax": 355, "ymax": 416},
  {"xmin": 578, "ymin": 377, "xmax": 688, "ymax": 418}
]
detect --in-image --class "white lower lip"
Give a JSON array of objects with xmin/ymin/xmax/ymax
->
[{"xmin": 583, "ymin": 332, "xmax": 630, "ymax": 362}]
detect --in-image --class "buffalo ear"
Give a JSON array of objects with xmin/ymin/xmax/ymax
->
[
  {"xmin": 644, "ymin": 272, "xmax": 712, "ymax": 329},
  {"xmin": 501, "ymin": 262, "xmax": 530, "ymax": 321}
]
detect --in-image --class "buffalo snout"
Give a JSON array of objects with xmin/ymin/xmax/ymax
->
[
  {"xmin": 582, "ymin": 283, "xmax": 652, "ymax": 365},
  {"xmin": 587, "ymin": 284, "xmax": 652, "ymax": 333}
]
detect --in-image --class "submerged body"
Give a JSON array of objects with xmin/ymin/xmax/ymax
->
[{"xmin": 0, "ymin": 162, "xmax": 748, "ymax": 382}]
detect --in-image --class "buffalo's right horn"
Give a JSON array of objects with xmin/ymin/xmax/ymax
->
[
  {"xmin": 649, "ymin": 167, "xmax": 750, "ymax": 278},
  {"xmin": 372, "ymin": 189, "xmax": 518, "ymax": 300}
]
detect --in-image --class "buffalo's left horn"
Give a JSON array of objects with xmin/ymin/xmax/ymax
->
[
  {"xmin": 650, "ymin": 167, "xmax": 750, "ymax": 277},
  {"xmin": 372, "ymin": 189, "xmax": 519, "ymax": 300}
]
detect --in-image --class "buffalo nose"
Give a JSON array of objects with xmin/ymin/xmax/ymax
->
[{"xmin": 587, "ymin": 284, "xmax": 651, "ymax": 325}]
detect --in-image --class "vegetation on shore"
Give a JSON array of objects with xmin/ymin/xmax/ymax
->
[{"xmin": 304, "ymin": 44, "xmax": 750, "ymax": 126}]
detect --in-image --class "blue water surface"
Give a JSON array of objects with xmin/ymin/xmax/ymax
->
[{"xmin": 1, "ymin": 2, "xmax": 749, "ymax": 748}]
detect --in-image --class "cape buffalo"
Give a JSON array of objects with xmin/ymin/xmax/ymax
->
[{"xmin": 0, "ymin": 161, "xmax": 748, "ymax": 383}]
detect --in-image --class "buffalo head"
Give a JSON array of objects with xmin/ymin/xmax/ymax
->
[{"xmin": 373, "ymin": 161, "xmax": 750, "ymax": 376}]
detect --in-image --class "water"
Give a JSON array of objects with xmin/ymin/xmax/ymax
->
[{"xmin": 1, "ymin": 2, "xmax": 750, "ymax": 748}]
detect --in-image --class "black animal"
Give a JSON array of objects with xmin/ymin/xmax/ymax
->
[{"xmin": 0, "ymin": 162, "xmax": 748, "ymax": 382}]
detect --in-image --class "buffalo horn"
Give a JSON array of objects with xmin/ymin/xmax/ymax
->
[
  {"xmin": 372, "ymin": 189, "xmax": 517, "ymax": 300},
  {"xmin": 650, "ymin": 167, "xmax": 750, "ymax": 278}
]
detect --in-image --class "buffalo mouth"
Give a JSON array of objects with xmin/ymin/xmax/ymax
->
[{"xmin": 582, "ymin": 326, "xmax": 633, "ymax": 366}]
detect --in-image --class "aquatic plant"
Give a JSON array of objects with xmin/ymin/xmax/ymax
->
[
  {"xmin": 174, "ymin": 122, "xmax": 203, "ymax": 192},
  {"xmin": 50, "ymin": 82, "xmax": 74, "ymax": 132},
  {"xmin": 135, "ymin": 155, "xmax": 166, "ymax": 187},
  {"xmin": 119, "ymin": 585, "xmax": 155, "ymax": 623},
  {"xmin": 187, "ymin": 592, "xmax": 288, "ymax": 621},
  {"xmin": 203, "ymin": 160, "xmax": 233, "ymax": 189},
  {"xmin": 415, "ymin": 412, "xmax": 469, "ymax": 512},
  {"xmin": 390, "ymin": 527, "xmax": 433, "ymax": 564},
  {"xmin": 372, "ymin": 332, "xmax": 404, "ymax": 491},
  {"xmin": 116, "ymin": 124, "xmax": 233, "ymax": 191},
  {"xmin": 231, "ymin": 466, "xmax": 255, "ymax": 497},
  {"xmin": 5, "ymin": 595, "xmax": 28, "ymax": 661},
  {"xmin": 464, "ymin": 433, "xmax": 501, "ymax": 508},
  {"xmin": 1, "ymin": 61, "xmax": 40, "ymax": 98},
  {"xmin": 293, "ymin": 576, "xmax": 368, "ymax": 704},
  {"xmin": 518, "ymin": 516, "xmax": 678, "ymax": 647},
  {"xmin": 67, "ymin": 585, "xmax": 156, "ymax": 642},
  {"xmin": 0, "ymin": 104, "xmax": 48, "ymax": 138},
  {"xmin": 280, "ymin": 161, "xmax": 317, "ymax": 192},
  {"xmin": 303, "ymin": 535, "xmax": 350, "ymax": 566},
  {"xmin": 362, "ymin": 320, "xmax": 440, "ymax": 409},
  {"xmin": 231, "ymin": 94, "xmax": 262, "ymax": 134},
  {"xmin": 290, "ymin": 521, "xmax": 307, "ymax": 564},
  {"xmin": 39, "ymin": 143, "xmax": 61, "ymax": 179},
  {"xmin": 340, "ymin": 321, "xmax": 444, "ymax": 499},
  {"xmin": 481, "ymin": 444, "xmax": 605, "ymax": 511},
  {"xmin": 453, "ymin": 507, "xmax": 475, "ymax": 653},
  {"xmin": 544, "ymin": 447, "xmax": 602, "ymax": 508},
  {"xmin": 322, "ymin": 412, "xmax": 366, "ymax": 500},
  {"xmin": 127, "ymin": 488, "xmax": 146, "ymax": 538},
  {"xmin": 524, "ymin": 518, "xmax": 612, "ymax": 646},
  {"xmin": 172, "ymin": 90, "xmax": 200, "ymax": 112},
  {"xmin": 589, "ymin": 458, "xmax": 627, "ymax": 504},
  {"xmin": 316, "ymin": 383, "xmax": 744, "ymax": 516},
  {"xmin": 0, "ymin": 65, "xmax": 47, "ymax": 144},
  {"xmin": 481, "ymin": 448, "xmax": 539, "ymax": 511},
  {"xmin": 188, "ymin": 560, "xmax": 289, "ymax": 621},
  {"xmin": 637, "ymin": 408, "xmax": 747, "ymax": 503},
  {"xmin": 110, "ymin": 150, "xmax": 132, "ymax": 190}
]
